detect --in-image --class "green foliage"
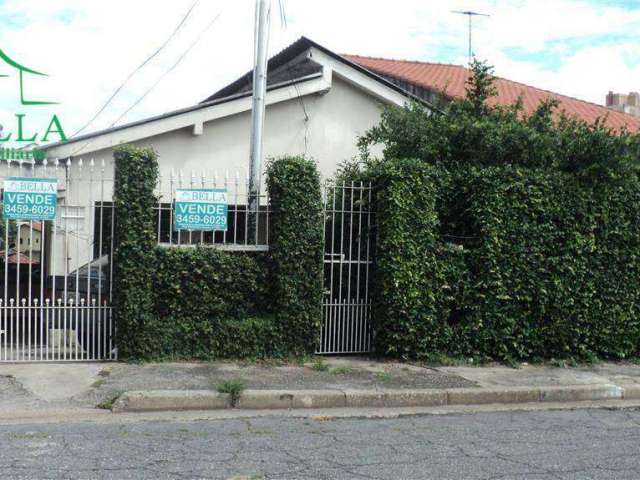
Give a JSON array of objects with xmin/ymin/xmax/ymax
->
[
  {"xmin": 96, "ymin": 392, "xmax": 123, "ymax": 410},
  {"xmin": 362, "ymin": 60, "xmax": 640, "ymax": 362},
  {"xmin": 310, "ymin": 358, "xmax": 329, "ymax": 372},
  {"xmin": 113, "ymin": 149, "xmax": 324, "ymax": 360},
  {"xmin": 216, "ymin": 379, "xmax": 246, "ymax": 406},
  {"xmin": 329, "ymin": 366, "xmax": 353, "ymax": 375},
  {"xmin": 458, "ymin": 167, "xmax": 640, "ymax": 361},
  {"xmin": 371, "ymin": 159, "xmax": 466, "ymax": 359},
  {"xmin": 149, "ymin": 247, "xmax": 284, "ymax": 359},
  {"xmin": 371, "ymin": 160, "xmax": 640, "ymax": 362},
  {"xmin": 266, "ymin": 156, "xmax": 324, "ymax": 355},
  {"xmin": 359, "ymin": 62, "xmax": 640, "ymax": 179},
  {"xmin": 112, "ymin": 145, "xmax": 159, "ymax": 359}
]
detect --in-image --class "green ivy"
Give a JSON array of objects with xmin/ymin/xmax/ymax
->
[
  {"xmin": 459, "ymin": 167, "xmax": 640, "ymax": 361},
  {"xmin": 112, "ymin": 149, "xmax": 324, "ymax": 360},
  {"xmin": 359, "ymin": 60, "xmax": 640, "ymax": 362},
  {"xmin": 112, "ymin": 145, "xmax": 159, "ymax": 359},
  {"xmin": 149, "ymin": 247, "xmax": 282, "ymax": 359},
  {"xmin": 266, "ymin": 156, "xmax": 324, "ymax": 355},
  {"xmin": 370, "ymin": 159, "xmax": 465, "ymax": 359}
]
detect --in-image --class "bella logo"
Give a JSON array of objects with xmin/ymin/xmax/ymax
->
[{"xmin": 0, "ymin": 48, "xmax": 67, "ymax": 145}]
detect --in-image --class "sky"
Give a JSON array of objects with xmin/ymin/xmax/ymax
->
[{"xmin": 0, "ymin": 0, "xmax": 639, "ymax": 147}]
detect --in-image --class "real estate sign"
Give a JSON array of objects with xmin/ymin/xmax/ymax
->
[
  {"xmin": 3, "ymin": 177, "xmax": 57, "ymax": 221},
  {"xmin": 174, "ymin": 188, "xmax": 228, "ymax": 231}
]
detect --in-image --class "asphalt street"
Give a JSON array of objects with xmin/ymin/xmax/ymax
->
[{"xmin": 1, "ymin": 408, "xmax": 639, "ymax": 479}]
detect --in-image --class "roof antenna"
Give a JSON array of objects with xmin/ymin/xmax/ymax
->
[{"xmin": 452, "ymin": 10, "xmax": 490, "ymax": 66}]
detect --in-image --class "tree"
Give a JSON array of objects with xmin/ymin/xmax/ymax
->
[{"xmin": 357, "ymin": 60, "xmax": 640, "ymax": 181}]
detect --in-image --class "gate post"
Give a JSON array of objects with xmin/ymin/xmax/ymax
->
[
  {"xmin": 112, "ymin": 145, "xmax": 159, "ymax": 359},
  {"xmin": 266, "ymin": 157, "xmax": 323, "ymax": 355}
]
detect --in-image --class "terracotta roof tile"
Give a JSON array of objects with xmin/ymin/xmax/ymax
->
[{"xmin": 344, "ymin": 55, "xmax": 640, "ymax": 133}]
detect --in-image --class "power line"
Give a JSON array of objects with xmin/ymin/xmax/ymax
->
[
  {"xmin": 109, "ymin": 8, "xmax": 225, "ymax": 128},
  {"xmin": 69, "ymin": 0, "xmax": 200, "ymax": 139},
  {"xmin": 70, "ymin": 4, "xmax": 226, "ymax": 157}
]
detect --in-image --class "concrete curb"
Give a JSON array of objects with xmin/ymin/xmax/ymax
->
[
  {"xmin": 112, "ymin": 390, "xmax": 231, "ymax": 412},
  {"xmin": 110, "ymin": 383, "xmax": 635, "ymax": 413}
]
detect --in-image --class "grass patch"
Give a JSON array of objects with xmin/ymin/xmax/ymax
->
[
  {"xmin": 310, "ymin": 359, "xmax": 330, "ymax": 372},
  {"xmin": 96, "ymin": 392, "xmax": 122, "ymax": 410},
  {"xmin": 421, "ymin": 354, "xmax": 488, "ymax": 367},
  {"xmin": 91, "ymin": 379, "xmax": 106, "ymax": 388},
  {"xmin": 374, "ymin": 371, "xmax": 393, "ymax": 382},
  {"xmin": 97, "ymin": 368, "xmax": 111, "ymax": 377},
  {"xmin": 9, "ymin": 431, "xmax": 50, "ymax": 440},
  {"xmin": 329, "ymin": 366, "xmax": 353, "ymax": 375},
  {"xmin": 216, "ymin": 379, "xmax": 246, "ymax": 406}
]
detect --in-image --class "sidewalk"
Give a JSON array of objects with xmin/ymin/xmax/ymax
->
[{"xmin": 1, "ymin": 358, "xmax": 640, "ymax": 415}]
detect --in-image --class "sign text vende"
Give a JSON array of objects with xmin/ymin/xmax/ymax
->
[{"xmin": 3, "ymin": 177, "xmax": 57, "ymax": 221}]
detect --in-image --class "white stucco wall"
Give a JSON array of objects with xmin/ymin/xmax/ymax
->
[
  {"xmin": 56, "ymin": 75, "xmax": 386, "ymax": 181},
  {"xmin": 41, "ymin": 75, "xmax": 390, "ymax": 276}
]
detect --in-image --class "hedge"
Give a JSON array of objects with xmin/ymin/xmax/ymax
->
[
  {"xmin": 371, "ymin": 159, "xmax": 464, "ymax": 358},
  {"xmin": 113, "ymin": 149, "xmax": 324, "ymax": 360},
  {"xmin": 266, "ymin": 156, "xmax": 324, "ymax": 355},
  {"xmin": 459, "ymin": 167, "xmax": 640, "ymax": 361},
  {"xmin": 371, "ymin": 159, "xmax": 640, "ymax": 362},
  {"xmin": 149, "ymin": 247, "xmax": 281, "ymax": 359},
  {"xmin": 112, "ymin": 145, "xmax": 159, "ymax": 359}
]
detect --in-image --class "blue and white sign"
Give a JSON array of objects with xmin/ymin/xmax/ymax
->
[
  {"xmin": 175, "ymin": 188, "xmax": 228, "ymax": 231},
  {"xmin": 3, "ymin": 177, "xmax": 57, "ymax": 221}
]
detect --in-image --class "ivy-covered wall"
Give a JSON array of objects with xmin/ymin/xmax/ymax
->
[
  {"xmin": 371, "ymin": 159, "xmax": 464, "ymax": 358},
  {"xmin": 371, "ymin": 159, "xmax": 640, "ymax": 362},
  {"xmin": 112, "ymin": 145, "xmax": 159, "ymax": 359},
  {"xmin": 266, "ymin": 156, "xmax": 324, "ymax": 355},
  {"xmin": 112, "ymin": 148, "xmax": 323, "ymax": 360}
]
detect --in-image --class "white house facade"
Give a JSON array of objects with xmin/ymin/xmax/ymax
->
[{"xmin": 43, "ymin": 37, "xmax": 427, "ymax": 181}]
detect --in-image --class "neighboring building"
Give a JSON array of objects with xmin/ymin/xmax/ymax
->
[
  {"xmin": 345, "ymin": 55, "xmax": 640, "ymax": 132},
  {"xmin": 606, "ymin": 91, "xmax": 640, "ymax": 118},
  {"xmin": 16, "ymin": 221, "xmax": 42, "ymax": 262}
]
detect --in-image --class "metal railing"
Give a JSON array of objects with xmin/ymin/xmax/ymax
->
[
  {"xmin": 155, "ymin": 170, "xmax": 270, "ymax": 251},
  {"xmin": 0, "ymin": 158, "xmax": 116, "ymax": 362},
  {"xmin": 319, "ymin": 181, "xmax": 374, "ymax": 354}
]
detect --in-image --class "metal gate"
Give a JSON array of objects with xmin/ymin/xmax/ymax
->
[
  {"xmin": 0, "ymin": 158, "xmax": 115, "ymax": 362},
  {"xmin": 318, "ymin": 181, "xmax": 374, "ymax": 354}
]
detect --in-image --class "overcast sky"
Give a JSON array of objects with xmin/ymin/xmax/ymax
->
[{"xmin": 0, "ymin": 0, "xmax": 638, "ymax": 145}]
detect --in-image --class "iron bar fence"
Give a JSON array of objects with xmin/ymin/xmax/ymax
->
[
  {"xmin": 0, "ymin": 158, "xmax": 115, "ymax": 362},
  {"xmin": 319, "ymin": 181, "xmax": 374, "ymax": 354},
  {"xmin": 154, "ymin": 170, "xmax": 270, "ymax": 250}
]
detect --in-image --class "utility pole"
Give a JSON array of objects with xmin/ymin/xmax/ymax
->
[
  {"xmin": 248, "ymin": 0, "xmax": 271, "ymax": 240},
  {"xmin": 452, "ymin": 10, "xmax": 490, "ymax": 65}
]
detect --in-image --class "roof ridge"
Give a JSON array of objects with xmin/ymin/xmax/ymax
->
[{"xmin": 343, "ymin": 53, "xmax": 467, "ymax": 70}]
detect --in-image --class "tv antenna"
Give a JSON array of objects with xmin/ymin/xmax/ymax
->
[{"xmin": 452, "ymin": 10, "xmax": 490, "ymax": 65}]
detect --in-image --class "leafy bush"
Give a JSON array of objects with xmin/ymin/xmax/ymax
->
[
  {"xmin": 364, "ymin": 60, "xmax": 640, "ymax": 362},
  {"xmin": 113, "ymin": 150, "xmax": 324, "ymax": 360},
  {"xmin": 458, "ymin": 167, "xmax": 640, "ymax": 361},
  {"xmin": 149, "ymin": 247, "xmax": 282, "ymax": 359},
  {"xmin": 112, "ymin": 145, "xmax": 159, "ymax": 359},
  {"xmin": 359, "ymin": 60, "xmax": 640, "ymax": 180},
  {"xmin": 371, "ymin": 159, "xmax": 465, "ymax": 359},
  {"xmin": 370, "ymin": 160, "xmax": 640, "ymax": 362},
  {"xmin": 266, "ymin": 156, "xmax": 324, "ymax": 355}
]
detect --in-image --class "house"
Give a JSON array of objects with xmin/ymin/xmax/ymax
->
[
  {"xmin": 36, "ymin": 36, "xmax": 640, "ymax": 280},
  {"xmin": 42, "ymin": 37, "xmax": 426, "ymax": 180},
  {"xmin": 42, "ymin": 37, "xmax": 640, "ymax": 180},
  {"xmin": 607, "ymin": 91, "xmax": 640, "ymax": 118}
]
